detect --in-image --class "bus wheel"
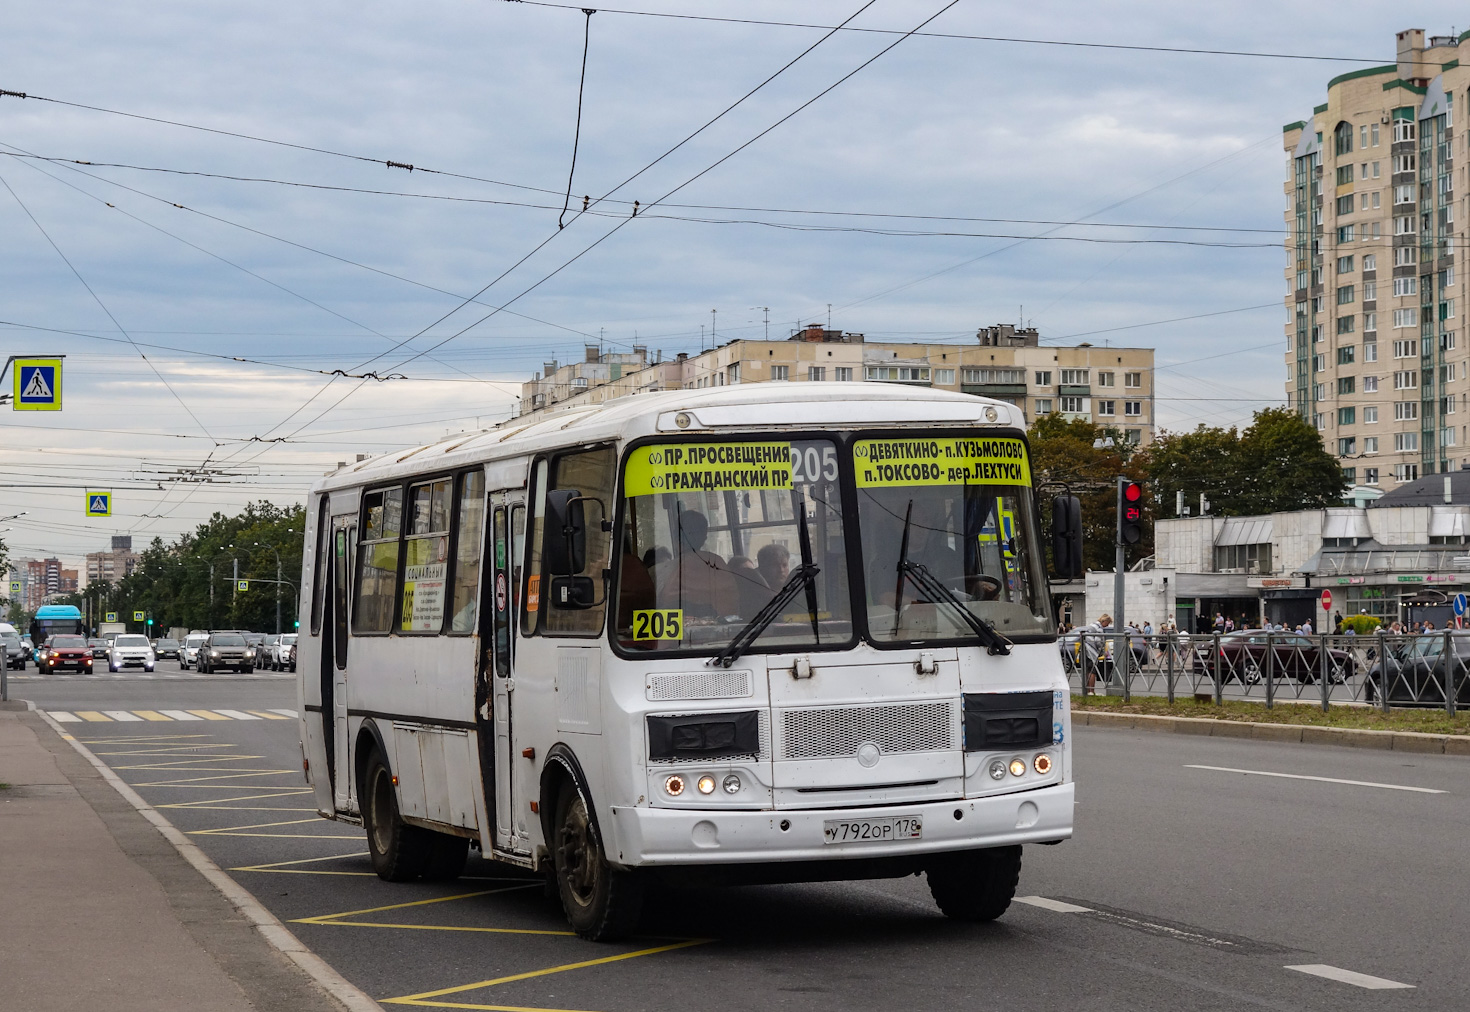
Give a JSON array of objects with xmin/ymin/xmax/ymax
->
[
  {"xmin": 552, "ymin": 781, "xmax": 643, "ymax": 941},
  {"xmin": 362, "ymin": 751, "xmax": 430, "ymax": 881},
  {"xmin": 926, "ymin": 845, "xmax": 1022, "ymax": 922},
  {"xmin": 422, "ymin": 833, "xmax": 469, "ymax": 881}
]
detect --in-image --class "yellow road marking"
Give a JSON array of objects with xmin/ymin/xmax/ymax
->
[
  {"xmin": 187, "ymin": 710, "xmax": 232, "ymax": 720},
  {"xmin": 248, "ymin": 710, "xmax": 291, "ymax": 719},
  {"xmin": 80, "ymin": 734, "xmax": 212, "ymax": 744},
  {"xmin": 134, "ymin": 711, "xmax": 174, "ymax": 721},
  {"xmin": 380, "ymin": 939, "xmax": 711, "ymax": 1008},
  {"xmin": 295, "ymin": 889, "xmax": 515, "ymax": 923},
  {"xmin": 113, "ymin": 756, "xmax": 266, "ymax": 769},
  {"xmin": 75, "ymin": 711, "xmax": 113, "ymax": 722},
  {"xmin": 189, "ymin": 817, "xmax": 325, "ymax": 836},
  {"xmin": 133, "ymin": 770, "xmax": 298, "ymax": 785},
  {"xmin": 233, "ymin": 851, "xmax": 371, "ymax": 870},
  {"xmin": 160, "ymin": 789, "xmax": 312, "ymax": 808}
]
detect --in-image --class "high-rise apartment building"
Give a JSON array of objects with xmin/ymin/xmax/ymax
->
[
  {"xmin": 521, "ymin": 325, "xmax": 1156, "ymax": 442},
  {"xmin": 85, "ymin": 535, "xmax": 140, "ymax": 586},
  {"xmin": 1285, "ymin": 29, "xmax": 1470, "ymax": 487}
]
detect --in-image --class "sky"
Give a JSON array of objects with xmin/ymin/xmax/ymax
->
[{"xmin": 0, "ymin": 1, "xmax": 1460, "ymax": 567}]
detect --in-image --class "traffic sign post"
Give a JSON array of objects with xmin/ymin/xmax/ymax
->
[
  {"xmin": 133, "ymin": 610, "xmax": 145, "ymax": 622},
  {"xmin": 5, "ymin": 356, "xmax": 64, "ymax": 411},
  {"xmin": 85, "ymin": 491, "xmax": 113, "ymax": 517},
  {"xmin": 1320, "ymin": 589, "xmax": 1332, "ymax": 612},
  {"xmin": 1455, "ymin": 593, "xmax": 1467, "ymax": 617},
  {"xmin": 105, "ymin": 611, "xmax": 117, "ymax": 623},
  {"xmin": 237, "ymin": 580, "xmax": 249, "ymax": 592}
]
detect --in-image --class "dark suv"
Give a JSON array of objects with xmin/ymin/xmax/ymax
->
[
  {"xmin": 2, "ymin": 633, "xmax": 25, "ymax": 670},
  {"xmin": 198, "ymin": 632, "xmax": 255, "ymax": 674}
]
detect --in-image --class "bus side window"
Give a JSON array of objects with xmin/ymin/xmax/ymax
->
[
  {"xmin": 355, "ymin": 486, "xmax": 403, "ymax": 633},
  {"xmin": 492, "ymin": 506, "xmax": 511, "ymax": 675},
  {"xmin": 450, "ymin": 471, "xmax": 486, "ymax": 634},
  {"xmin": 310, "ymin": 496, "xmax": 329, "ymax": 636},
  {"xmin": 542, "ymin": 445, "xmax": 616, "ymax": 636},
  {"xmin": 521, "ymin": 460, "xmax": 548, "ymax": 636}
]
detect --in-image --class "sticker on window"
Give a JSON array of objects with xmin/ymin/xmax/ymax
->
[
  {"xmin": 631, "ymin": 609, "xmax": 684, "ymax": 640},
  {"xmin": 623, "ymin": 442, "xmax": 793, "ymax": 496},
  {"xmin": 853, "ymin": 437, "xmax": 1030, "ymax": 487}
]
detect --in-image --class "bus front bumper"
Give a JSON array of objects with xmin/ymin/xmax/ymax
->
[{"xmin": 606, "ymin": 781, "xmax": 1074, "ymax": 867}]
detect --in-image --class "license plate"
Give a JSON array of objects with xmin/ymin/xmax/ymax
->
[{"xmin": 822, "ymin": 815, "xmax": 923, "ymax": 844}]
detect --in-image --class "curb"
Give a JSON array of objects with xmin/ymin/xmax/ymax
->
[
  {"xmin": 31, "ymin": 704, "xmax": 384, "ymax": 1012},
  {"xmin": 1073, "ymin": 708, "xmax": 1470, "ymax": 755}
]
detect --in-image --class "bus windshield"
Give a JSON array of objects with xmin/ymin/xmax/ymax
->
[
  {"xmin": 614, "ymin": 438, "xmax": 853, "ymax": 654},
  {"xmin": 853, "ymin": 434, "xmax": 1053, "ymax": 643}
]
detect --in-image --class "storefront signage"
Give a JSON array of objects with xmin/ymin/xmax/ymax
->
[{"xmin": 1396, "ymin": 575, "xmax": 1426, "ymax": 582}]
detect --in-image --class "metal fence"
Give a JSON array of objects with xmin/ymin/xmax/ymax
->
[{"xmin": 1062, "ymin": 630, "xmax": 1468, "ymax": 715}]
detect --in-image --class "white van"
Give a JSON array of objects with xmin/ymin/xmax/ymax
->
[{"xmin": 180, "ymin": 632, "xmax": 210, "ymax": 669}]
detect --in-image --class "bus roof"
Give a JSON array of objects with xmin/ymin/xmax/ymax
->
[
  {"xmin": 314, "ymin": 382, "xmax": 1023, "ymax": 494},
  {"xmin": 35, "ymin": 605, "xmax": 82, "ymax": 619}
]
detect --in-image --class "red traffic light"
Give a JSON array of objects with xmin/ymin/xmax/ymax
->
[{"xmin": 1123, "ymin": 482, "xmax": 1142, "ymax": 502}]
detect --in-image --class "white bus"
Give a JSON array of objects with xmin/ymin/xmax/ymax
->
[{"xmin": 296, "ymin": 383, "xmax": 1078, "ymax": 939}]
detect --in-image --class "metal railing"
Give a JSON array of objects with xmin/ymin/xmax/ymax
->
[{"xmin": 1061, "ymin": 630, "xmax": 1467, "ymax": 715}]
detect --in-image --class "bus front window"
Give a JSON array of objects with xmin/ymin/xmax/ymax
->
[
  {"xmin": 853, "ymin": 434, "xmax": 1053, "ymax": 643},
  {"xmin": 615, "ymin": 438, "xmax": 853, "ymax": 654}
]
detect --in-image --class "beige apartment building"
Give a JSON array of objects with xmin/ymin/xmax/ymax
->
[
  {"xmin": 1284, "ymin": 28, "xmax": 1470, "ymax": 488},
  {"xmin": 520, "ymin": 324, "xmax": 1155, "ymax": 441}
]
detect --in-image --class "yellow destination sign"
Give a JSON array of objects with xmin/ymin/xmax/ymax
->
[
  {"xmin": 624, "ymin": 442, "xmax": 793, "ymax": 497},
  {"xmin": 853, "ymin": 437, "xmax": 1030, "ymax": 487}
]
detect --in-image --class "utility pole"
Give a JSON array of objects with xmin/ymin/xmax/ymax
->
[
  {"xmin": 276, "ymin": 555, "xmax": 282, "ymax": 635},
  {"xmin": 710, "ymin": 309, "xmax": 717, "ymax": 345},
  {"xmin": 232, "ymin": 557, "xmax": 239, "ymax": 622}
]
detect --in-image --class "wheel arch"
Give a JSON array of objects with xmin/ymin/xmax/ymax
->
[
  {"xmin": 538, "ymin": 744, "xmax": 605, "ymax": 868},
  {"xmin": 354, "ymin": 718, "xmax": 391, "ymax": 808}
]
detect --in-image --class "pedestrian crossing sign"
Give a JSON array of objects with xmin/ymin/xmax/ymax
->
[
  {"xmin": 105, "ymin": 612, "xmax": 118, "ymax": 623},
  {"xmin": 13, "ymin": 358, "xmax": 62, "ymax": 410},
  {"xmin": 237, "ymin": 580, "xmax": 249, "ymax": 592},
  {"xmin": 133, "ymin": 610, "xmax": 145, "ymax": 622},
  {"xmin": 86, "ymin": 491, "xmax": 112, "ymax": 517},
  {"xmin": 8, "ymin": 581, "xmax": 19, "ymax": 595}
]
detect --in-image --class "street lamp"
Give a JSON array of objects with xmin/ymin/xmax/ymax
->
[{"xmin": 253, "ymin": 541, "xmax": 284, "ymax": 634}]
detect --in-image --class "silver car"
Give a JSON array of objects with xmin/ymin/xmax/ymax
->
[
  {"xmin": 108, "ymin": 634, "xmax": 156, "ymax": 672},
  {"xmin": 198, "ymin": 632, "xmax": 255, "ymax": 674}
]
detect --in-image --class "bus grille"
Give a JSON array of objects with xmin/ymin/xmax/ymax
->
[
  {"xmin": 646, "ymin": 670, "xmax": 752, "ymax": 701},
  {"xmin": 779, "ymin": 702, "xmax": 955, "ymax": 759}
]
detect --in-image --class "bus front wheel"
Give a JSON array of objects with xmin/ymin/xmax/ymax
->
[
  {"xmin": 363, "ymin": 751, "xmax": 431, "ymax": 881},
  {"xmin": 552, "ymin": 781, "xmax": 643, "ymax": 941},
  {"xmin": 926, "ymin": 845, "xmax": 1022, "ymax": 922}
]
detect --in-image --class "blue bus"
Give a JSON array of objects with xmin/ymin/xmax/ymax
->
[{"xmin": 30, "ymin": 604, "xmax": 84, "ymax": 645}]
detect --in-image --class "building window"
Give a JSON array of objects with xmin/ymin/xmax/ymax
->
[
  {"xmin": 1314, "ymin": 413, "xmax": 1327, "ymax": 429},
  {"xmin": 1364, "ymin": 405, "xmax": 1378, "ymax": 423},
  {"xmin": 1364, "ymin": 313, "xmax": 1378, "ymax": 334},
  {"xmin": 1394, "ymin": 215, "xmax": 1416, "ymax": 235},
  {"xmin": 1124, "ymin": 372, "xmax": 1142, "ymax": 388},
  {"xmin": 1363, "ymin": 436, "xmax": 1378, "ymax": 453},
  {"xmin": 1336, "ymin": 195, "xmax": 1354, "ymax": 215},
  {"xmin": 771, "ymin": 365, "xmax": 789, "ymax": 381},
  {"xmin": 865, "ymin": 365, "xmax": 930, "ymax": 383},
  {"xmin": 1337, "ymin": 377, "xmax": 1355, "ymax": 395},
  {"xmin": 1313, "ymin": 354, "xmax": 1326, "ymax": 372},
  {"xmin": 1393, "ymin": 339, "xmax": 1418, "ymax": 358},
  {"xmin": 1035, "ymin": 398, "xmax": 1053, "ymax": 414},
  {"xmin": 727, "ymin": 363, "xmax": 740, "ymax": 384},
  {"xmin": 1365, "ymin": 467, "xmax": 1379, "ymax": 484},
  {"xmin": 1394, "ymin": 246, "xmax": 1417, "ymax": 267},
  {"xmin": 1363, "ymin": 280, "xmax": 1377, "ymax": 301},
  {"xmin": 1124, "ymin": 401, "xmax": 1142, "ymax": 417},
  {"xmin": 1338, "ymin": 437, "xmax": 1356, "ymax": 455},
  {"xmin": 1342, "ymin": 466, "xmax": 1357, "ymax": 483},
  {"xmin": 1337, "ymin": 225, "xmax": 1355, "ymax": 243},
  {"xmin": 1393, "ymin": 308, "xmax": 1417, "ymax": 328},
  {"xmin": 1443, "ymin": 427, "xmax": 1457, "ymax": 448},
  {"xmin": 1337, "ymin": 255, "xmax": 1355, "ymax": 273},
  {"xmin": 1214, "ymin": 543, "xmax": 1272, "ymax": 574},
  {"xmin": 808, "ymin": 366, "xmax": 826, "ymax": 382},
  {"xmin": 1394, "ymin": 401, "xmax": 1417, "ymax": 420},
  {"xmin": 1393, "ymin": 371, "xmax": 1418, "ymax": 390},
  {"xmin": 1034, "ymin": 370, "xmax": 1052, "ymax": 386},
  {"xmin": 961, "ymin": 367, "xmax": 1024, "ymax": 384},
  {"xmin": 1337, "ymin": 316, "xmax": 1356, "ymax": 334},
  {"xmin": 1060, "ymin": 396, "xmax": 1085, "ymax": 413},
  {"xmin": 1443, "ymin": 333, "xmax": 1458, "ymax": 352},
  {"xmin": 1364, "ymin": 254, "xmax": 1376, "ymax": 271},
  {"xmin": 1337, "ymin": 285, "xmax": 1355, "ymax": 305},
  {"xmin": 1059, "ymin": 369, "xmax": 1089, "ymax": 385},
  {"xmin": 934, "ymin": 368, "xmax": 954, "ymax": 385},
  {"xmin": 1334, "ymin": 121, "xmax": 1353, "ymax": 155},
  {"xmin": 1392, "ymin": 276, "xmax": 1418, "ymax": 297},
  {"xmin": 834, "ymin": 366, "xmax": 852, "ymax": 381},
  {"xmin": 1337, "ymin": 346, "xmax": 1355, "ymax": 365},
  {"xmin": 1395, "ymin": 432, "xmax": 1419, "ymax": 452},
  {"xmin": 1097, "ymin": 371, "xmax": 1115, "ymax": 387},
  {"xmin": 1097, "ymin": 400, "xmax": 1115, "ymax": 416},
  {"xmin": 1314, "ymin": 383, "xmax": 1326, "ymax": 401},
  {"xmin": 1394, "ymin": 183, "xmax": 1415, "ymax": 205},
  {"xmin": 1124, "ymin": 429, "xmax": 1141, "ymax": 444}
]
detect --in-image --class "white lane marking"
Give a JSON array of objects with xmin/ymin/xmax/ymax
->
[
  {"xmin": 102, "ymin": 711, "xmax": 144, "ymax": 722},
  {"xmin": 212, "ymin": 709, "xmax": 261, "ymax": 721},
  {"xmin": 1185, "ymin": 765, "xmax": 1446, "ymax": 794},
  {"xmin": 1016, "ymin": 895, "xmax": 1093, "ymax": 913},
  {"xmin": 158, "ymin": 710, "xmax": 204, "ymax": 721},
  {"xmin": 267, "ymin": 708, "xmax": 299, "ymax": 718},
  {"xmin": 1285, "ymin": 964, "xmax": 1414, "ymax": 989},
  {"xmin": 48, "ymin": 711, "xmax": 81, "ymax": 722}
]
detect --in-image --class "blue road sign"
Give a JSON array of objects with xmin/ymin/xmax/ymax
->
[
  {"xmin": 14, "ymin": 359, "xmax": 62, "ymax": 410},
  {"xmin": 1455, "ymin": 593, "xmax": 1467, "ymax": 616},
  {"xmin": 85, "ymin": 491, "xmax": 112, "ymax": 517}
]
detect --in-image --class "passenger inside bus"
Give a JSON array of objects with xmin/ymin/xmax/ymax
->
[
  {"xmin": 867, "ymin": 497, "xmax": 964, "ymax": 606},
  {"xmin": 656, "ymin": 509, "xmax": 738, "ymax": 618}
]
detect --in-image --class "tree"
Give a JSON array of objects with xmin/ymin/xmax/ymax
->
[{"xmin": 1028, "ymin": 414, "xmax": 1151, "ymax": 571}]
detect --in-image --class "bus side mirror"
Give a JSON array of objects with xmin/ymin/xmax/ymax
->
[
  {"xmin": 1051, "ymin": 495, "xmax": 1083, "ymax": 579},
  {"xmin": 545, "ymin": 489, "xmax": 588, "ymax": 576}
]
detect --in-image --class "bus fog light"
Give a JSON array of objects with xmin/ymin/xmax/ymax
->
[
  {"xmin": 988, "ymin": 760, "xmax": 1006, "ymax": 781},
  {"xmin": 664, "ymin": 774, "xmax": 686, "ymax": 797},
  {"xmin": 1008, "ymin": 758, "xmax": 1027, "ymax": 777},
  {"xmin": 1033, "ymin": 753, "xmax": 1053, "ymax": 775},
  {"xmin": 722, "ymin": 774, "xmax": 742, "ymax": 794},
  {"xmin": 697, "ymin": 775, "xmax": 716, "ymax": 795}
]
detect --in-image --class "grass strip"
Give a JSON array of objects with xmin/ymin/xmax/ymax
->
[{"xmin": 1072, "ymin": 694, "xmax": 1470, "ymax": 737}]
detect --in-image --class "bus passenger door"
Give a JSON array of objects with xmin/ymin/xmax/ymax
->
[
  {"xmin": 331, "ymin": 516, "xmax": 356, "ymax": 813},
  {"xmin": 484, "ymin": 495, "xmax": 525, "ymax": 853}
]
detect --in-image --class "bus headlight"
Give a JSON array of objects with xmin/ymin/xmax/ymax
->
[
  {"xmin": 988, "ymin": 760, "xmax": 1006, "ymax": 781},
  {"xmin": 696, "ymin": 775, "xmax": 716, "ymax": 795},
  {"xmin": 1008, "ymin": 758, "xmax": 1027, "ymax": 777},
  {"xmin": 663, "ymin": 774, "xmax": 686, "ymax": 797},
  {"xmin": 1033, "ymin": 753, "xmax": 1053, "ymax": 775},
  {"xmin": 722, "ymin": 774, "xmax": 742, "ymax": 794}
]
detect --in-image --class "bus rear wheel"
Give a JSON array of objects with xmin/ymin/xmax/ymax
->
[
  {"xmin": 362, "ymin": 751, "xmax": 431, "ymax": 881},
  {"xmin": 926, "ymin": 845, "xmax": 1022, "ymax": 922},
  {"xmin": 422, "ymin": 833, "xmax": 469, "ymax": 881},
  {"xmin": 552, "ymin": 781, "xmax": 643, "ymax": 941}
]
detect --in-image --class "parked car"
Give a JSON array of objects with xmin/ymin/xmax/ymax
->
[
  {"xmin": 87, "ymin": 637, "xmax": 110, "ymax": 658},
  {"xmin": 286, "ymin": 642, "xmax": 296, "ymax": 672},
  {"xmin": 20, "ymin": 636, "xmax": 35, "ymax": 661},
  {"xmin": 2, "ymin": 632, "xmax": 26, "ymax": 670},
  {"xmin": 180, "ymin": 633, "xmax": 209, "ymax": 670},
  {"xmin": 1191, "ymin": 631, "xmax": 1355, "ymax": 684},
  {"xmin": 242, "ymin": 632, "xmax": 267, "ymax": 668},
  {"xmin": 154, "ymin": 637, "xmax": 181, "ymax": 660},
  {"xmin": 1367, "ymin": 633, "xmax": 1470, "ymax": 706},
  {"xmin": 259, "ymin": 634, "xmax": 280, "ymax": 669},
  {"xmin": 43, "ymin": 634, "xmax": 93, "ymax": 673},
  {"xmin": 197, "ymin": 632, "xmax": 255, "ymax": 674},
  {"xmin": 270, "ymin": 633, "xmax": 298, "ymax": 671},
  {"xmin": 108, "ymin": 634, "xmax": 156, "ymax": 673}
]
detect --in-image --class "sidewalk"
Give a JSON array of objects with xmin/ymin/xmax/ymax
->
[{"xmin": 0, "ymin": 701, "xmax": 364, "ymax": 1012}]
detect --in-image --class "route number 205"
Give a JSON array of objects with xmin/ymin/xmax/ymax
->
[{"xmin": 631, "ymin": 609, "xmax": 684, "ymax": 640}]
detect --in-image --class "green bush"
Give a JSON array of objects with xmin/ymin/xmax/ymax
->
[{"xmin": 1340, "ymin": 614, "xmax": 1381, "ymax": 634}]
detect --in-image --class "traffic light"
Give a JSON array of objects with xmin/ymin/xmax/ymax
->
[
  {"xmin": 294, "ymin": 620, "xmax": 300, "ymax": 629},
  {"xmin": 1117, "ymin": 478, "xmax": 1144, "ymax": 546}
]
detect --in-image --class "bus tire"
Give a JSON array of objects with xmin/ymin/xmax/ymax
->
[
  {"xmin": 552, "ymin": 781, "xmax": 643, "ymax": 941},
  {"xmin": 926, "ymin": 845, "xmax": 1022, "ymax": 922},
  {"xmin": 421, "ymin": 833, "xmax": 469, "ymax": 881},
  {"xmin": 362, "ymin": 751, "xmax": 431, "ymax": 881}
]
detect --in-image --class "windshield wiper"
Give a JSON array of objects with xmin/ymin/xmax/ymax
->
[
  {"xmin": 710, "ymin": 562, "xmax": 820, "ymax": 668},
  {"xmin": 899, "ymin": 559, "xmax": 1012, "ymax": 655}
]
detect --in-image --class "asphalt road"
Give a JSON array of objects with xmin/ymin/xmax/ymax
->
[{"xmin": 17, "ymin": 671, "xmax": 1467, "ymax": 1010}]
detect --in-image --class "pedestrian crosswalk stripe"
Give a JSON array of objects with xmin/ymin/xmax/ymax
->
[{"xmin": 45, "ymin": 708, "xmax": 302, "ymax": 723}]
